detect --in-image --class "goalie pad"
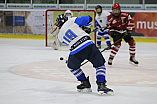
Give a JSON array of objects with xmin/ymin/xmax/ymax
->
[
  {"xmin": 50, "ymin": 35, "xmax": 61, "ymax": 50},
  {"xmin": 50, "ymin": 35, "xmax": 69, "ymax": 51},
  {"xmin": 48, "ymin": 23, "xmax": 60, "ymax": 37},
  {"xmin": 51, "ymin": 40, "xmax": 59, "ymax": 50}
]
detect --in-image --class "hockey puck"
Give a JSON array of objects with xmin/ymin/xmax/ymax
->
[{"xmin": 60, "ymin": 57, "xmax": 64, "ymax": 60}]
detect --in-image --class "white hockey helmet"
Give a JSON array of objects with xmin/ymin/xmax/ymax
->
[{"xmin": 64, "ymin": 10, "xmax": 73, "ymax": 18}]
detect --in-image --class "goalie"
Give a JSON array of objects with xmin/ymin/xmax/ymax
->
[{"xmin": 48, "ymin": 10, "xmax": 73, "ymax": 50}]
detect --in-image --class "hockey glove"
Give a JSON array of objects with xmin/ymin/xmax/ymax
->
[
  {"xmin": 109, "ymin": 29, "xmax": 115, "ymax": 38},
  {"xmin": 82, "ymin": 26, "xmax": 91, "ymax": 34},
  {"xmin": 92, "ymin": 26, "xmax": 99, "ymax": 32}
]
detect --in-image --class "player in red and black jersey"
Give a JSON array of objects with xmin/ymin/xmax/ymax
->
[{"xmin": 106, "ymin": 3, "xmax": 139, "ymax": 65}]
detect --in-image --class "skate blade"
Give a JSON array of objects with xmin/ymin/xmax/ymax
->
[
  {"xmin": 129, "ymin": 61, "xmax": 138, "ymax": 66},
  {"xmin": 77, "ymin": 88, "xmax": 92, "ymax": 93},
  {"xmin": 98, "ymin": 91, "xmax": 114, "ymax": 96}
]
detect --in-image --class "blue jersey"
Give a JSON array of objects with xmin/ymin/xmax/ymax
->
[
  {"xmin": 58, "ymin": 16, "xmax": 94, "ymax": 55},
  {"xmin": 75, "ymin": 16, "xmax": 92, "ymax": 27}
]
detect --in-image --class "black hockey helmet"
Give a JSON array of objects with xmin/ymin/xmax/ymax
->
[
  {"xmin": 56, "ymin": 14, "xmax": 68, "ymax": 27},
  {"xmin": 95, "ymin": 5, "xmax": 102, "ymax": 10},
  {"xmin": 95, "ymin": 5, "xmax": 102, "ymax": 15}
]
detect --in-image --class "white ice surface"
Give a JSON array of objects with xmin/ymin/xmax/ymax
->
[{"xmin": 0, "ymin": 38, "xmax": 157, "ymax": 104}]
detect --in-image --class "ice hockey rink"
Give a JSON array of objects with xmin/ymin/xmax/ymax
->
[{"xmin": 0, "ymin": 38, "xmax": 157, "ymax": 104}]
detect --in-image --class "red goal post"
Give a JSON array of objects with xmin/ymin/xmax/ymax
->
[{"xmin": 45, "ymin": 9, "xmax": 96, "ymax": 47}]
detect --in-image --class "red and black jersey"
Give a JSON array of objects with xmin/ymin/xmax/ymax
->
[{"xmin": 106, "ymin": 12, "xmax": 134, "ymax": 31}]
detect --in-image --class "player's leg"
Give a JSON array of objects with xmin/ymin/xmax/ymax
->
[
  {"xmin": 108, "ymin": 32, "xmax": 122, "ymax": 65},
  {"xmin": 108, "ymin": 41, "xmax": 121, "ymax": 65},
  {"xmin": 88, "ymin": 44, "xmax": 113, "ymax": 95},
  {"xmin": 103, "ymin": 33, "xmax": 111, "ymax": 48},
  {"xmin": 97, "ymin": 32, "xmax": 102, "ymax": 49},
  {"xmin": 124, "ymin": 34, "xmax": 139, "ymax": 65},
  {"xmin": 95, "ymin": 65, "xmax": 113, "ymax": 95},
  {"xmin": 51, "ymin": 35, "xmax": 62, "ymax": 50},
  {"xmin": 70, "ymin": 67, "xmax": 92, "ymax": 92},
  {"xmin": 67, "ymin": 51, "xmax": 92, "ymax": 92},
  {"xmin": 97, "ymin": 29, "xmax": 111, "ymax": 49}
]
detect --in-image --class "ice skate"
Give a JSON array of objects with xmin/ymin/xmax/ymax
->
[
  {"xmin": 108, "ymin": 58, "xmax": 113, "ymax": 65},
  {"xmin": 130, "ymin": 56, "xmax": 139, "ymax": 66},
  {"xmin": 96, "ymin": 81, "xmax": 114, "ymax": 96},
  {"xmin": 77, "ymin": 76, "xmax": 92, "ymax": 92}
]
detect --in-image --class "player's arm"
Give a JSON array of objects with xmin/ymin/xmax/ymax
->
[
  {"xmin": 75, "ymin": 15, "xmax": 92, "ymax": 34},
  {"xmin": 120, "ymin": 14, "xmax": 135, "ymax": 38},
  {"xmin": 106, "ymin": 14, "xmax": 112, "ymax": 29},
  {"xmin": 92, "ymin": 20, "xmax": 101, "ymax": 32},
  {"xmin": 74, "ymin": 15, "xmax": 92, "ymax": 27},
  {"xmin": 107, "ymin": 14, "xmax": 125, "ymax": 31},
  {"xmin": 48, "ymin": 23, "xmax": 60, "ymax": 37},
  {"xmin": 114, "ymin": 13, "xmax": 133, "ymax": 32},
  {"xmin": 126, "ymin": 15, "xmax": 134, "ymax": 32},
  {"xmin": 82, "ymin": 26, "xmax": 91, "ymax": 34},
  {"xmin": 93, "ymin": 13, "xmax": 110, "ymax": 33},
  {"xmin": 96, "ymin": 20, "xmax": 101, "ymax": 28}
]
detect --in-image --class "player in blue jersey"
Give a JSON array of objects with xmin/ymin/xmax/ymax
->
[
  {"xmin": 93, "ymin": 5, "xmax": 111, "ymax": 49},
  {"xmin": 56, "ymin": 14, "xmax": 113, "ymax": 95}
]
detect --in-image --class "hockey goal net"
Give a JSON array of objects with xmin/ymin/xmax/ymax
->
[{"xmin": 45, "ymin": 9, "xmax": 96, "ymax": 50}]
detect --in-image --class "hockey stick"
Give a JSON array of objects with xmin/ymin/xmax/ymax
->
[
  {"xmin": 92, "ymin": 26, "xmax": 108, "ymax": 33},
  {"xmin": 80, "ymin": 29, "xmax": 128, "ymax": 66},
  {"xmin": 92, "ymin": 27, "xmax": 101, "ymax": 32},
  {"xmin": 60, "ymin": 43, "xmax": 113, "ymax": 66},
  {"xmin": 61, "ymin": 30, "xmax": 126, "ymax": 65},
  {"xmin": 80, "ymin": 37, "xmax": 123, "ymax": 66},
  {"xmin": 61, "ymin": 34, "xmax": 123, "ymax": 66}
]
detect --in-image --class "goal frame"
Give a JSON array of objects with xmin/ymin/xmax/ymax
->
[{"xmin": 45, "ymin": 9, "xmax": 96, "ymax": 47}]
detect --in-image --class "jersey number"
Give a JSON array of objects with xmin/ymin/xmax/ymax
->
[{"xmin": 64, "ymin": 29, "xmax": 77, "ymax": 43}]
